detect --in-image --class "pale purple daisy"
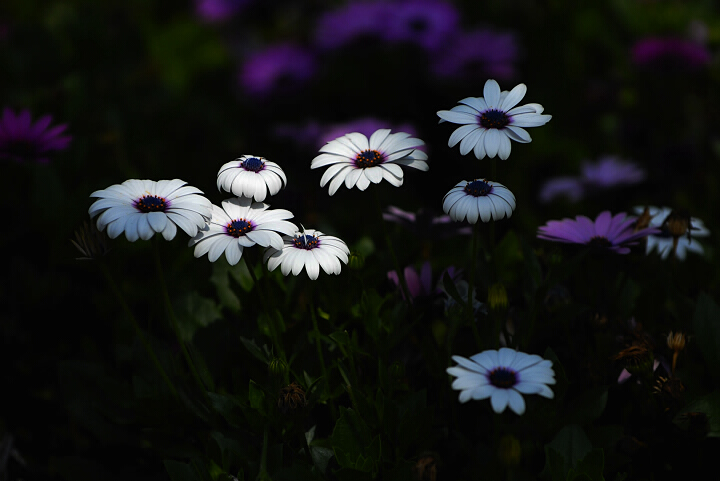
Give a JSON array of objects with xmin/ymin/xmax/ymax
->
[
  {"xmin": 313, "ymin": 1, "xmax": 389, "ymax": 50},
  {"xmin": 217, "ymin": 155, "xmax": 287, "ymax": 202},
  {"xmin": 264, "ymin": 228, "xmax": 350, "ymax": 280},
  {"xmin": 239, "ymin": 43, "xmax": 316, "ymax": 97},
  {"xmin": 430, "ymin": 29, "xmax": 517, "ymax": 80},
  {"xmin": 311, "ymin": 129, "xmax": 428, "ymax": 195},
  {"xmin": 383, "ymin": 0, "xmax": 459, "ymax": 51},
  {"xmin": 0, "ymin": 108, "xmax": 71, "ymax": 163},
  {"xmin": 447, "ymin": 348, "xmax": 556, "ymax": 415},
  {"xmin": 189, "ymin": 198, "xmax": 296, "ymax": 265},
  {"xmin": 437, "ymin": 79, "xmax": 551, "ymax": 160},
  {"xmin": 537, "ymin": 211, "xmax": 660, "ymax": 254},
  {"xmin": 387, "ymin": 261, "xmax": 461, "ymax": 302},
  {"xmin": 89, "ymin": 179, "xmax": 212, "ymax": 242},
  {"xmin": 632, "ymin": 37, "xmax": 711, "ymax": 70}
]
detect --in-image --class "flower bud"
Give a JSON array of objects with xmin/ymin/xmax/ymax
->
[
  {"xmin": 348, "ymin": 251, "xmax": 365, "ymax": 270},
  {"xmin": 488, "ymin": 283, "xmax": 508, "ymax": 312},
  {"xmin": 497, "ymin": 434, "xmax": 522, "ymax": 467}
]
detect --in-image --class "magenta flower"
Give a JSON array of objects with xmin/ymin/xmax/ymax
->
[
  {"xmin": 430, "ymin": 29, "xmax": 517, "ymax": 80},
  {"xmin": 631, "ymin": 37, "xmax": 711, "ymax": 70},
  {"xmin": 387, "ymin": 261, "xmax": 461, "ymax": 302},
  {"xmin": 238, "ymin": 43, "xmax": 316, "ymax": 97},
  {"xmin": 537, "ymin": 211, "xmax": 659, "ymax": 254},
  {"xmin": 313, "ymin": 1, "xmax": 389, "ymax": 50},
  {"xmin": 0, "ymin": 108, "xmax": 71, "ymax": 164}
]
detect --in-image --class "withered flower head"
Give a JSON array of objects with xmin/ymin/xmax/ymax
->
[
  {"xmin": 662, "ymin": 209, "xmax": 692, "ymax": 240},
  {"xmin": 667, "ymin": 331, "xmax": 686, "ymax": 352},
  {"xmin": 278, "ymin": 381, "xmax": 306, "ymax": 414},
  {"xmin": 71, "ymin": 221, "xmax": 110, "ymax": 260},
  {"xmin": 653, "ymin": 375, "xmax": 685, "ymax": 410},
  {"xmin": 412, "ymin": 453, "xmax": 438, "ymax": 481}
]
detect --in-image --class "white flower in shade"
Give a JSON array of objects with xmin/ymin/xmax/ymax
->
[
  {"xmin": 447, "ymin": 348, "xmax": 555, "ymax": 415},
  {"xmin": 188, "ymin": 197, "xmax": 296, "ymax": 265},
  {"xmin": 217, "ymin": 155, "xmax": 287, "ymax": 202},
  {"xmin": 89, "ymin": 179, "xmax": 212, "ymax": 242},
  {"xmin": 633, "ymin": 206, "xmax": 710, "ymax": 260},
  {"xmin": 264, "ymin": 228, "xmax": 350, "ymax": 280},
  {"xmin": 437, "ymin": 79, "xmax": 551, "ymax": 160},
  {"xmin": 310, "ymin": 129, "xmax": 428, "ymax": 195},
  {"xmin": 442, "ymin": 179, "xmax": 516, "ymax": 223}
]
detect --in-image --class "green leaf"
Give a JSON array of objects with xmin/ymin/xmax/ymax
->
[
  {"xmin": 207, "ymin": 392, "xmax": 245, "ymax": 428},
  {"xmin": 329, "ymin": 331, "xmax": 352, "ymax": 358},
  {"xmin": 442, "ymin": 271, "xmax": 464, "ymax": 306},
  {"xmin": 249, "ymin": 380, "xmax": 266, "ymax": 415},
  {"xmin": 331, "ymin": 407, "xmax": 381, "ymax": 474},
  {"xmin": 210, "ymin": 262, "xmax": 241, "ymax": 312},
  {"xmin": 692, "ymin": 293, "xmax": 720, "ymax": 380},
  {"xmin": 239, "ymin": 336, "xmax": 269, "ymax": 364},
  {"xmin": 175, "ymin": 292, "xmax": 223, "ymax": 342},
  {"xmin": 564, "ymin": 387, "xmax": 608, "ymax": 425},
  {"xmin": 569, "ymin": 449, "xmax": 605, "ymax": 481},
  {"xmin": 229, "ymin": 260, "xmax": 255, "ymax": 292},
  {"xmin": 164, "ymin": 460, "xmax": 202, "ymax": 481},
  {"xmin": 542, "ymin": 424, "xmax": 592, "ymax": 479}
]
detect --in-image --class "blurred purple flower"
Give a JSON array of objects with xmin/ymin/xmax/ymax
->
[
  {"xmin": 239, "ymin": 43, "xmax": 316, "ymax": 97},
  {"xmin": 274, "ymin": 117, "xmax": 418, "ymax": 149},
  {"xmin": 539, "ymin": 156, "xmax": 646, "ymax": 203},
  {"xmin": 388, "ymin": 261, "xmax": 461, "ymax": 302},
  {"xmin": 537, "ymin": 211, "xmax": 659, "ymax": 254},
  {"xmin": 384, "ymin": 205, "xmax": 472, "ymax": 239},
  {"xmin": 194, "ymin": 0, "xmax": 249, "ymax": 22},
  {"xmin": 631, "ymin": 37, "xmax": 711, "ymax": 70},
  {"xmin": 384, "ymin": 0, "xmax": 459, "ymax": 51},
  {"xmin": 313, "ymin": 1, "xmax": 389, "ymax": 50},
  {"xmin": 430, "ymin": 29, "xmax": 517, "ymax": 79},
  {"xmin": 0, "ymin": 108, "xmax": 71, "ymax": 164}
]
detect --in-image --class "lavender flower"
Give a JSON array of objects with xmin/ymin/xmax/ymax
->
[
  {"xmin": 430, "ymin": 29, "xmax": 517, "ymax": 80},
  {"xmin": 537, "ymin": 211, "xmax": 659, "ymax": 254},
  {"xmin": 194, "ymin": 0, "xmax": 250, "ymax": 22},
  {"xmin": 239, "ymin": 43, "xmax": 316, "ymax": 97},
  {"xmin": 539, "ymin": 156, "xmax": 646, "ymax": 203},
  {"xmin": 313, "ymin": 1, "xmax": 389, "ymax": 50},
  {"xmin": 387, "ymin": 261, "xmax": 461, "ymax": 302},
  {"xmin": 631, "ymin": 37, "xmax": 711, "ymax": 70},
  {"xmin": 383, "ymin": 0, "xmax": 459, "ymax": 51},
  {"xmin": 0, "ymin": 108, "xmax": 71, "ymax": 163}
]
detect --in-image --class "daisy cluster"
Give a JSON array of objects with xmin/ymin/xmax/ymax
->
[{"xmin": 87, "ymin": 154, "xmax": 350, "ymax": 280}]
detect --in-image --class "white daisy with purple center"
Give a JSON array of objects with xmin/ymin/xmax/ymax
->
[
  {"xmin": 437, "ymin": 79, "xmax": 551, "ymax": 160},
  {"xmin": 264, "ymin": 228, "xmax": 350, "ymax": 280},
  {"xmin": 217, "ymin": 155, "xmax": 287, "ymax": 202},
  {"xmin": 442, "ymin": 179, "xmax": 516, "ymax": 223},
  {"xmin": 447, "ymin": 348, "xmax": 556, "ymax": 415},
  {"xmin": 88, "ymin": 179, "xmax": 212, "ymax": 242},
  {"xmin": 189, "ymin": 197, "xmax": 296, "ymax": 265}
]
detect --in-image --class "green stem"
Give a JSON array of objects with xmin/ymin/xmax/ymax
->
[
  {"xmin": 373, "ymin": 189, "xmax": 412, "ymax": 306},
  {"xmin": 97, "ymin": 261, "xmax": 180, "ymax": 401},
  {"xmin": 468, "ymin": 222, "xmax": 482, "ymax": 349},
  {"xmin": 244, "ymin": 255, "xmax": 286, "ymax": 361},
  {"xmin": 152, "ymin": 238, "xmax": 208, "ymax": 395},
  {"xmin": 310, "ymin": 301, "xmax": 337, "ymax": 419},
  {"xmin": 257, "ymin": 425, "xmax": 269, "ymax": 481}
]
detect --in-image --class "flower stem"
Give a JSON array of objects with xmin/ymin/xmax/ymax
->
[
  {"xmin": 244, "ymin": 255, "xmax": 286, "ymax": 361},
  {"xmin": 310, "ymin": 300, "xmax": 337, "ymax": 420},
  {"xmin": 97, "ymin": 260, "xmax": 180, "ymax": 402},
  {"xmin": 152, "ymin": 238, "xmax": 209, "ymax": 396},
  {"xmin": 468, "ymin": 221, "xmax": 483, "ymax": 349},
  {"xmin": 373, "ymin": 189, "xmax": 412, "ymax": 306}
]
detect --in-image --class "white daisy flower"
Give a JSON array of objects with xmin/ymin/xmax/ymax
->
[
  {"xmin": 310, "ymin": 129, "xmax": 428, "ymax": 195},
  {"xmin": 88, "ymin": 179, "xmax": 212, "ymax": 242},
  {"xmin": 189, "ymin": 197, "xmax": 296, "ymax": 265},
  {"xmin": 442, "ymin": 179, "xmax": 516, "ymax": 223},
  {"xmin": 217, "ymin": 155, "xmax": 287, "ymax": 202},
  {"xmin": 633, "ymin": 206, "xmax": 710, "ymax": 260},
  {"xmin": 264, "ymin": 228, "xmax": 350, "ymax": 280},
  {"xmin": 447, "ymin": 348, "xmax": 555, "ymax": 415},
  {"xmin": 437, "ymin": 79, "xmax": 551, "ymax": 160}
]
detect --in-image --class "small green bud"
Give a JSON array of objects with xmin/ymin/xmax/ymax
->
[
  {"xmin": 488, "ymin": 283, "xmax": 508, "ymax": 312},
  {"xmin": 348, "ymin": 251, "xmax": 365, "ymax": 270},
  {"xmin": 268, "ymin": 357, "xmax": 288, "ymax": 379}
]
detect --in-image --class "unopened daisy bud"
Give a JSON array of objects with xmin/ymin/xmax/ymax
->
[
  {"xmin": 268, "ymin": 357, "xmax": 288, "ymax": 379},
  {"xmin": 348, "ymin": 251, "xmax": 365, "ymax": 270},
  {"xmin": 667, "ymin": 331, "xmax": 686, "ymax": 374},
  {"xmin": 278, "ymin": 381, "xmax": 307, "ymax": 414},
  {"xmin": 497, "ymin": 434, "xmax": 522, "ymax": 467},
  {"xmin": 488, "ymin": 283, "xmax": 508, "ymax": 312},
  {"xmin": 71, "ymin": 221, "xmax": 110, "ymax": 260}
]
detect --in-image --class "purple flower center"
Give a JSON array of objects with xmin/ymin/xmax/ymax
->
[
  {"xmin": 135, "ymin": 195, "xmax": 168, "ymax": 213},
  {"xmin": 355, "ymin": 150, "xmax": 385, "ymax": 168},
  {"xmin": 479, "ymin": 109, "xmax": 510, "ymax": 129},
  {"xmin": 489, "ymin": 367, "xmax": 517, "ymax": 388},
  {"xmin": 589, "ymin": 236, "xmax": 611, "ymax": 248},
  {"xmin": 464, "ymin": 180, "xmax": 493, "ymax": 197},
  {"xmin": 242, "ymin": 157, "xmax": 265, "ymax": 172},
  {"xmin": 293, "ymin": 234, "xmax": 318, "ymax": 250},
  {"xmin": 227, "ymin": 219, "xmax": 253, "ymax": 237}
]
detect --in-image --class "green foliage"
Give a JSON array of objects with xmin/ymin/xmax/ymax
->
[
  {"xmin": 331, "ymin": 408, "xmax": 382, "ymax": 476},
  {"xmin": 692, "ymin": 293, "xmax": 720, "ymax": 381}
]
